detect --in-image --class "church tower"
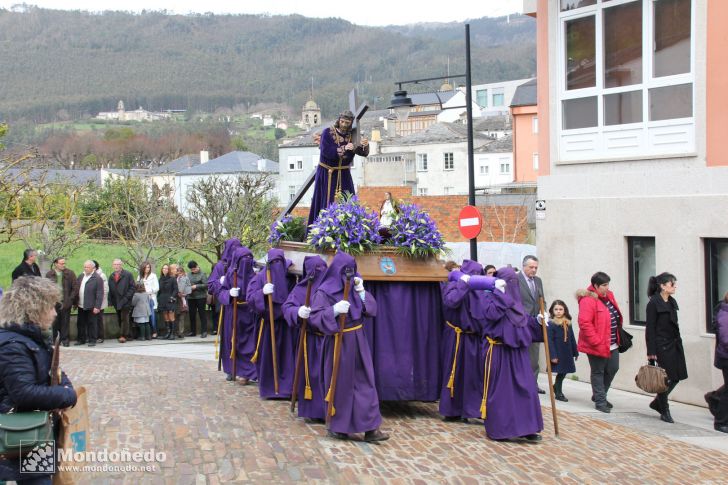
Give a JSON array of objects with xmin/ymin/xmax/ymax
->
[{"xmin": 301, "ymin": 78, "xmax": 321, "ymax": 131}]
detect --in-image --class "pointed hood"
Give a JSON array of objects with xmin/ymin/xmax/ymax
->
[
  {"xmin": 225, "ymin": 246, "xmax": 255, "ymax": 299},
  {"xmin": 494, "ymin": 266, "xmax": 528, "ymax": 327},
  {"xmin": 265, "ymin": 248, "xmax": 293, "ymax": 304},
  {"xmin": 317, "ymin": 251, "xmax": 364, "ymax": 321}
]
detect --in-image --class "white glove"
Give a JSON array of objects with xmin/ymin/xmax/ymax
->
[
  {"xmin": 537, "ymin": 314, "xmax": 549, "ymax": 326},
  {"xmin": 229, "ymin": 287, "xmax": 240, "ymax": 298},
  {"xmin": 298, "ymin": 305, "xmax": 311, "ymax": 319},
  {"xmin": 353, "ymin": 277, "xmax": 364, "ymax": 293},
  {"xmin": 263, "ymin": 283, "xmax": 275, "ymax": 295},
  {"xmin": 219, "ymin": 275, "xmax": 225, "ymax": 285},
  {"xmin": 495, "ymin": 279, "xmax": 506, "ymax": 293},
  {"xmin": 333, "ymin": 300, "xmax": 350, "ymax": 317},
  {"xmin": 460, "ymin": 274, "xmax": 471, "ymax": 284}
]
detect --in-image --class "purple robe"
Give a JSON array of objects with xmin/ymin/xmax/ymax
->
[
  {"xmin": 208, "ymin": 238, "xmax": 242, "ymax": 298},
  {"xmin": 439, "ymin": 260, "xmax": 489, "ymax": 419},
  {"xmin": 307, "ymin": 125, "xmax": 369, "ymax": 226},
  {"xmin": 309, "ymin": 252, "xmax": 380, "ymax": 434},
  {"xmin": 480, "ymin": 267, "xmax": 544, "ymax": 440},
  {"xmin": 247, "ymin": 248, "xmax": 296, "ymax": 399},
  {"xmin": 216, "ymin": 247, "xmax": 258, "ymax": 380},
  {"xmin": 282, "ymin": 256, "xmax": 328, "ymax": 420}
]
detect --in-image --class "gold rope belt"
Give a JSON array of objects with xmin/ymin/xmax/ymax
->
[
  {"xmin": 445, "ymin": 321, "xmax": 475, "ymax": 398},
  {"xmin": 228, "ymin": 301, "xmax": 247, "ymax": 359},
  {"xmin": 480, "ymin": 336, "xmax": 502, "ymax": 420},
  {"xmin": 324, "ymin": 323, "xmax": 363, "ymax": 416},
  {"xmin": 250, "ymin": 318, "xmax": 266, "ymax": 364},
  {"xmin": 319, "ymin": 161, "xmax": 350, "ymax": 206}
]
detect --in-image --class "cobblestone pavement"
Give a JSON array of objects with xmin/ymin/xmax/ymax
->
[{"xmin": 57, "ymin": 345, "xmax": 728, "ymax": 485}]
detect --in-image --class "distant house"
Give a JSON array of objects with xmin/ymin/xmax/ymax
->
[
  {"xmin": 509, "ymin": 78, "xmax": 538, "ymax": 183},
  {"xmin": 474, "ymin": 135, "xmax": 514, "ymax": 188},
  {"xmin": 96, "ymin": 100, "xmax": 171, "ymax": 122},
  {"xmin": 175, "ymin": 151, "xmax": 278, "ymax": 215},
  {"xmin": 469, "ymin": 78, "xmax": 532, "ymax": 117},
  {"xmin": 148, "ymin": 152, "xmax": 203, "ymax": 198}
]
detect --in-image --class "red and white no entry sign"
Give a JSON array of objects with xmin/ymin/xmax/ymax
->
[{"xmin": 458, "ymin": 205, "xmax": 482, "ymax": 240}]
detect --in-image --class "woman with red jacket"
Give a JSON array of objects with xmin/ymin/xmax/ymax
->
[{"xmin": 576, "ymin": 271, "xmax": 624, "ymax": 413}]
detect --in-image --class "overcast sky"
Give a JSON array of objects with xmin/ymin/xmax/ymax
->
[{"xmin": 0, "ymin": 0, "xmax": 523, "ymax": 26}]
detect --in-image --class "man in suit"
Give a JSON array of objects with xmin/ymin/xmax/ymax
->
[
  {"xmin": 108, "ymin": 258, "xmax": 136, "ymax": 343},
  {"xmin": 11, "ymin": 248, "xmax": 41, "ymax": 281},
  {"xmin": 518, "ymin": 255, "xmax": 546, "ymax": 394},
  {"xmin": 45, "ymin": 257, "xmax": 77, "ymax": 347},
  {"xmin": 74, "ymin": 260, "xmax": 104, "ymax": 347}
]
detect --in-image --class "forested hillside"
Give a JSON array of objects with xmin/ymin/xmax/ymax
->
[{"xmin": 0, "ymin": 7, "xmax": 535, "ymax": 123}]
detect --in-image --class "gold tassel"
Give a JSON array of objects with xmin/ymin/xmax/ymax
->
[
  {"xmin": 480, "ymin": 398, "xmax": 487, "ymax": 420},
  {"xmin": 304, "ymin": 386, "xmax": 313, "ymax": 400},
  {"xmin": 214, "ymin": 306, "xmax": 224, "ymax": 361},
  {"xmin": 250, "ymin": 318, "xmax": 265, "ymax": 364}
]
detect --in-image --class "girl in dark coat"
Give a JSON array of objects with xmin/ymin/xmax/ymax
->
[
  {"xmin": 0, "ymin": 276, "xmax": 78, "ymax": 484},
  {"xmin": 157, "ymin": 264, "xmax": 179, "ymax": 339},
  {"xmin": 645, "ymin": 272, "xmax": 687, "ymax": 424},
  {"xmin": 547, "ymin": 300, "xmax": 578, "ymax": 402}
]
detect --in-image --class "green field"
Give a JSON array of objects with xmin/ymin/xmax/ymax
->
[{"xmin": 0, "ymin": 240, "xmax": 214, "ymax": 291}]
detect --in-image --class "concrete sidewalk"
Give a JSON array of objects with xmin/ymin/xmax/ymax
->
[{"xmin": 67, "ymin": 339, "xmax": 728, "ymax": 454}]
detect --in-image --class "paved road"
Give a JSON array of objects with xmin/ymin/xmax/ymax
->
[{"xmin": 58, "ymin": 340, "xmax": 727, "ymax": 484}]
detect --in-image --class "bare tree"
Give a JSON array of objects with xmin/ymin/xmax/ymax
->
[
  {"xmin": 184, "ymin": 173, "xmax": 278, "ymax": 265},
  {"xmin": 480, "ymin": 192, "xmax": 531, "ymax": 243}
]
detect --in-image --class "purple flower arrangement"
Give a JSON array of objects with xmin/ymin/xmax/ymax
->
[
  {"xmin": 307, "ymin": 195, "xmax": 381, "ymax": 255},
  {"xmin": 268, "ymin": 214, "xmax": 307, "ymax": 245},
  {"xmin": 387, "ymin": 203, "xmax": 447, "ymax": 259}
]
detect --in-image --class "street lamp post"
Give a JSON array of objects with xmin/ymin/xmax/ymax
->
[{"xmin": 388, "ymin": 24, "xmax": 478, "ymax": 261}]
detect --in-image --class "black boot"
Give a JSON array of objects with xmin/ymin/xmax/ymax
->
[
  {"xmin": 554, "ymin": 374, "xmax": 568, "ymax": 402},
  {"xmin": 165, "ymin": 323, "xmax": 175, "ymax": 340}
]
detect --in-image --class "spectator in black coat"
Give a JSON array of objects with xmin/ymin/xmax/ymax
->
[
  {"xmin": 73, "ymin": 261, "xmax": 104, "ymax": 347},
  {"xmin": 11, "ymin": 248, "xmax": 42, "ymax": 281},
  {"xmin": 108, "ymin": 258, "xmax": 136, "ymax": 343},
  {"xmin": 646, "ymin": 272, "xmax": 688, "ymax": 424},
  {"xmin": 0, "ymin": 276, "xmax": 78, "ymax": 484},
  {"xmin": 45, "ymin": 257, "xmax": 77, "ymax": 347}
]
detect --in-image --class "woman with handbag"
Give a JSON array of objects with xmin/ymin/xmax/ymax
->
[
  {"xmin": 646, "ymin": 272, "xmax": 687, "ymax": 424},
  {"xmin": 0, "ymin": 276, "xmax": 78, "ymax": 485}
]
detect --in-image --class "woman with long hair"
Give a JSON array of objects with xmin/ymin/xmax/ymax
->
[
  {"xmin": 157, "ymin": 264, "xmax": 178, "ymax": 340},
  {"xmin": 645, "ymin": 272, "xmax": 687, "ymax": 424},
  {"xmin": 138, "ymin": 261, "xmax": 159, "ymax": 338}
]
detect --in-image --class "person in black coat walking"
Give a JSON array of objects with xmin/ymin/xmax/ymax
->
[
  {"xmin": 547, "ymin": 300, "xmax": 579, "ymax": 402},
  {"xmin": 646, "ymin": 272, "xmax": 688, "ymax": 424},
  {"xmin": 0, "ymin": 276, "xmax": 78, "ymax": 484},
  {"xmin": 108, "ymin": 258, "xmax": 136, "ymax": 343},
  {"xmin": 11, "ymin": 248, "xmax": 42, "ymax": 281}
]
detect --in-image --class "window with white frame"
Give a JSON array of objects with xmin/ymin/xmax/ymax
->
[
  {"xmin": 476, "ymin": 89, "xmax": 488, "ymax": 108},
  {"xmin": 532, "ymin": 116, "xmax": 539, "ymax": 134},
  {"xmin": 558, "ymin": 0, "xmax": 694, "ymax": 161},
  {"xmin": 288, "ymin": 185, "xmax": 296, "ymax": 201},
  {"xmin": 533, "ymin": 153, "xmax": 539, "ymax": 170},
  {"xmin": 480, "ymin": 164, "xmax": 489, "ymax": 175},
  {"xmin": 500, "ymin": 161, "xmax": 511, "ymax": 174},
  {"xmin": 418, "ymin": 187, "xmax": 428, "ymax": 196},
  {"xmin": 417, "ymin": 153, "xmax": 428, "ymax": 171},
  {"xmin": 288, "ymin": 156, "xmax": 303, "ymax": 171},
  {"xmin": 444, "ymin": 186, "xmax": 454, "ymax": 195},
  {"xmin": 443, "ymin": 153, "xmax": 454, "ymax": 171},
  {"xmin": 492, "ymin": 90, "xmax": 505, "ymax": 107}
]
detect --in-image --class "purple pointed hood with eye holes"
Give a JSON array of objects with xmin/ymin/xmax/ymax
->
[{"xmin": 316, "ymin": 251, "xmax": 364, "ymax": 321}]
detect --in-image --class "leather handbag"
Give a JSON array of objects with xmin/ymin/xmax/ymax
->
[
  {"xmin": 618, "ymin": 327, "xmax": 633, "ymax": 353},
  {"xmin": 0, "ymin": 410, "xmax": 53, "ymax": 457},
  {"xmin": 635, "ymin": 362, "xmax": 668, "ymax": 394}
]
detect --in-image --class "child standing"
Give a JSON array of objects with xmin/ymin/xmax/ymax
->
[
  {"xmin": 547, "ymin": 300, "xmax": 578, "ymax": 402},
  {"xmin": 131, "ymin": 283, "xmax": 152, "ymax": 341}
]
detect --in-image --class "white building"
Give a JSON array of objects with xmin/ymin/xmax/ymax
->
[
  {"xmin": 175, "ymin": 151, "xmax": 278, "ymax": 215},
  {"xmin": 469, "ymin": 78, "xmax": 533, "ymax": 117},
  {"xmin": 96, "ymin": 100, "xmax": 172, "ymax": 122},
  {"xmin": 474, "ymin": 135, "xmax": 515, "ymax": 188}
]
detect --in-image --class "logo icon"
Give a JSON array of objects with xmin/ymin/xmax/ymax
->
[
  {"xmin": 20, "ymin": 440, "xmax": 56, "ymax": 474},
  {"xmin": 379, "ymin": 257, "xmax": 396, "ymax": 275}
]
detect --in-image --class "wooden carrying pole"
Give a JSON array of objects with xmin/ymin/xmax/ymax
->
[
  {"xmin": 230, "ymin": 272, "xmax": 238, "ymax": 381},
  {"xmin": 290, "ymin": 279, "xmax": 314, "ymax": 413},
  {"xmin": 326, "ymin": 270, "xmax": 353, "ymax": 426},
  {"xmin": 51, "ymin": 334, "xmax": 61, "ymax": 386},
  {"xmin": 266, "ymin": 268, "xmax": 280, "ymax": 395},
  {"xmin": 539, "ymin": 296, "xmax": 560, "ymax": 437}
]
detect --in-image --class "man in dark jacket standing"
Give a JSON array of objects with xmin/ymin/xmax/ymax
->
[
  {"xmin": 74, "ymin": 260, "xmax": 104, "ymax": 346},
  {"xmin": 186, "ymin": 260, "xmax": 209, "ymax": 337},
  {"xmin": 518, "ymin": 255, "xmax": 547, "ymax": 394},
  {"xmin": 11, "ymin": 248, "xmax": 42, "ymax": 281},
  {"xmin": 46, "ymin": 257, "xmax": 76, "ymax": 347},
  {"xmin": 108, "ymin": 258, "xmax": 135, "ymax": 343}
]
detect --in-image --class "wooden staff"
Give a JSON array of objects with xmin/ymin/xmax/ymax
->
[
  {"xmin": 539, "ymin": 296, "xmax": 560, "ymax": 437},
  {"xmin": 266, "ymin": 267, "xmax": 280, "ymax": 395},
  {"xmin": 230, "ymin": 272, "xmax": 239, "ymax": 381},
  {"xmin": 326, "ymin": 269, "xmax": 354, "ymax": 426},
  {"xmin": 216, "ymin": 305, "xmax": 224, "ymax": 371},
  {"xmin": 290, "ymin": 278, "xmax": 314, "ymax": 413},
  {"xmin": 51, "ymin": 334, "xmax": 61, "ymax": 386}
]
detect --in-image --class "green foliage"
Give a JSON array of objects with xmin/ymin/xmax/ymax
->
[
  {"xmin": 0, "ymin": 8, "xmax": 535, "ymax": 123},
  {"xmin": 274, "ymin": 128, "xmax": 286, "ymax": 140},
  {"xmin": 231, "ymin": 135, "xmax": 249, "ymax": 151}
]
